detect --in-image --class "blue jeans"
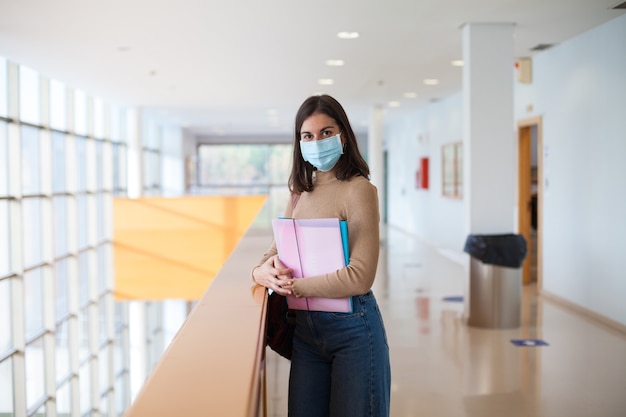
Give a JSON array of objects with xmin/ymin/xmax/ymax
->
[{"xmin": 288, "ymin": 291, "xmax": 391, "ymax": 417}]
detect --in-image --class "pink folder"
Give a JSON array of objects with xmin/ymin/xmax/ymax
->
[{"xmin": 271, "ymin": 218, "xmax": 352, "ymax": 313}]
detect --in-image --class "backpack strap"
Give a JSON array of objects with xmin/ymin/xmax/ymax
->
[{"xmin": 291, "ymin": 193, "xmax": 301, "ymax": 210}]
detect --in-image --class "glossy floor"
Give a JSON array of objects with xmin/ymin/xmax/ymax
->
[{"xmin": 265, "ymin": 226, "xmax": 626, "ymax": 417}]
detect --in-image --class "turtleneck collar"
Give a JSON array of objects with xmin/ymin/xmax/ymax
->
[{"xmin": 313, "ymin": 169, "xmax": 338, "ymax": 185}]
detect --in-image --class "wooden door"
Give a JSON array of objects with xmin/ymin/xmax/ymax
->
[{"xmin": 518, "ymin": 117, "xmax": 543, "ymax": 288}]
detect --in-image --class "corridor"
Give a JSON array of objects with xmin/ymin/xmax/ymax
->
[{"xmin": 265, "ymin": 226, "xmax": 626, "ymax": 417}]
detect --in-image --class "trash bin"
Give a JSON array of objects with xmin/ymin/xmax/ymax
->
[{"xmin": 463, "ymin": 233, "xmax": 527, "ymax": 329}]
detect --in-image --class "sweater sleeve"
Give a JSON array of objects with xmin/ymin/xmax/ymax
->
[{"xmin": 292, "ymin": 180, "xmax": 380, "ymax": 298}]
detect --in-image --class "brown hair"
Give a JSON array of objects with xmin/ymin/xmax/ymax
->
[{"xmin": 288, "ymin": 95, "xmax": 370, "ymax": 193}]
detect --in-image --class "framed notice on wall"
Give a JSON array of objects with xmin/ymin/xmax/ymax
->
[{"xmin": 442, "ymin": 142, "xmax": 463, "ymax": 199}]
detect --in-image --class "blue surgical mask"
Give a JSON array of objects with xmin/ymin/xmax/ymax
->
[{"xmin": 300, "ymin": 134, "xmax": 343, "ymax": 172}]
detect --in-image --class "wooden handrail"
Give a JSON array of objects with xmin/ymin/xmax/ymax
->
[{"xmin": 123, "ymin": 229, "xmax": 272, "ymax": 417}]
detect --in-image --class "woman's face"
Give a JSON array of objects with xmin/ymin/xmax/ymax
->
[{"xmin": 300, "ymin": 113, "xmax": 341, "ymax": 142}]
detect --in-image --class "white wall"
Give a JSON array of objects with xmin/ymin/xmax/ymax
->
[
  {"xmin": 515, "ymin": 14, "xmax": 626, "ymax": 325},
  {"xmin": 386, "ymin": 93, "xmax": 465, "ymax": 251},
  {"xmin": 386, "ymin": 14, "xmax": 626, "ymax": 326}
]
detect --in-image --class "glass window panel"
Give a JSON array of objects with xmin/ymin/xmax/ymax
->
[
  {"xmin": 53, "ymin": 195, "xmax": 68, "ymax": 258},
  {"xmin": 55, "ymin": 320, "xmax": 70, "ymax": 383},
  {"xmin": 78, "ymin": 308, "xmax": 89, "ymax": 362},
  {"xmin": 94, "ymin": 98, "xmax": 104, "ymax": 139},
  {"xmin": 34, "ymin": 404, "xmax": 45, "ymax": 416},
  {"xmin": 98, "ymin": 346, "xmax": 109, "ymax": 395},
  {"xmin": 113, "ymin": 143, "xmax": 128, "ymax": 194},
  {"xmin": 143, "ymin": 122, "xmax": 158, "ymax": 149},
  {"xmin": 19, "ymin": 65, "xmax": 40, "ymax": 125},
  {"xmin": 110, "ymin": 106, "xmax": 122, "ymax": 142},
  {"xmin": 0, "ymin": 121, "xmax": 7, "ymax": 197},
  {"xmin": 96, "ymin": 140, "xmax": 103, "ymax": 191},
  {"xmin": 0, "ymin": 279, "xmax": 11, "ymax": 353},
  {"xmin": 98, "ymin": 299, "xmax": 107, "ymax": 345},
  {"xmin": 0, "ymin": 200, "xmax": 9, "ymax": 275},
  {"xmin": 49, "ymin": 79, "xmax": 66, "ymax": 131},
  {"xmin": 75, "ymin": 136, "xmax": 87, "ymax": 192},
  {"xmin": 115, "ymin": 374, "xmax": 127, "ymax": 415},
  {"xmin": 25, "ymin": 338, "xmax": 45, "ymax": 410},
  {"xmin": 0, "ymin": 56, "xmax": 7, "ymax": 118},
  {"xmin": 74, "ymin": 90, "xmax": 87, "ymax": 136},
  {"xmin": 97, "ymin": 245, "xmax": 106, "ymax": 293},
  {"xmin": 268, "ymin": 145, "xmax": 292, "ymax": 184},
  {"xmin": 21, "ymin": 125, "xmax": 41, "ymax": 195},
  {"xmin": 100, "ymin": 393, "xmax": 109, "ymax": 415},
  {"xmin": 77, "ymin": 194, "xmax": 88, "ymax": 249},
  {"xmin": 198, "ymin": 144, "xmax": 272, "ymax": 186},
  {"xmin": 22, "ymin": 198, "xmax": 43, "ymax": 267},
  {"xmin": 114, "ymin": 337, "xmax": 124, "ymax": 376},
  {"xmin": 24, "ymin": 268, "xmax": 44, "ymax": 339},
  {"xmin": 0, "ymin": 357, "xmax": 13, "ymax": 414},
  {"xmin": 56, "ymin": 381, "xmax": 71, "ymax": 417},
  {"xmin": 114, "ymin": 303, "xmax": 127, "ymax": 374},
  {"xmin": 79, "ymin": 252, "xmax": 89, "ymax": 306},
  {"xmin": 55, "ymin": 259, "xmax": 69, "ymax": 320},
  {"xmin": 79, "ymin": 363, "xmax": 91, "ymax": 415},
  {"xmin": 142, "ymin": 150, "xmax": 156, "ymax": 189},
  {"xmin": 96, "ymin": 193, "xmax": 105, "ymax": 243},
  {"xmin": 52, "ymin": 131, "xmax": 67, "ymax": 193}
]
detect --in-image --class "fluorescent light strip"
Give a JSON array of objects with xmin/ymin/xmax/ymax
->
[{"xmin": 337, "ymin": 32, "xmax": 359, "ymax": 39}]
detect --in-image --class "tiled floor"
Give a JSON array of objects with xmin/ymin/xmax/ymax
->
[{"xmin": 265, "ymin": 225, "xmax": 626, "ymax": 417}]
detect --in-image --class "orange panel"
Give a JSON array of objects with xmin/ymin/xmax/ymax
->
[{"xmin": 113, "ymin": 195, "xmax": 266, "ymax": 300}]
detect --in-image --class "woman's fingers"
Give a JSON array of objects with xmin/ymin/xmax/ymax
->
[{"xmin": 253, "ymin": 256, "xmax": 294, "ymax": 294}]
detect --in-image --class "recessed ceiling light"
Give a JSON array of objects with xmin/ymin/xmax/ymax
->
[
  {"xmin": 423, "ymin": 79, "xmax": 439, "ymax": 86},
  {"xmin": 326, "ymin": 59, "xmax": 345, "ymax": 66},
  {"xmin": 451, "ymin": 60, "xmax": 464, "ymax": 67},
  {"xmin": 337, "ymin": 32, "xmax": 359, "ymax": 39},
  {"xmin": 403, "ymin": 92, "xmax": 417, "ymax": 99},
  {"xmin": 388, "ymin": 101, "xmax": 400, "ymax": 108},
  {"xmin": 318, "ymin": 79, "xmax": 334, "ymax": 85}
]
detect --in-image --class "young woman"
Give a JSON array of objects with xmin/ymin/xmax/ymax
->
[{"xmin": 252, "ymin": 94, "xmax": 391, "ymax": 417}]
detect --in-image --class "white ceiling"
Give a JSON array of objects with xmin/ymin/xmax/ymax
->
[{"xmin": 0, "ymin": 0, "xmax": 623, "ymax": 138}]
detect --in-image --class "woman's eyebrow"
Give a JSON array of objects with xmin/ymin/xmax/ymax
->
[{"xmin": 300, "ymin": 125, "xmax": 335, "ymax": 135}]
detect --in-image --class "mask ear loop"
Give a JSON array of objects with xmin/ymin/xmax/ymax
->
[{"xmin": 338, "ymin": 132, "xmax": 346, "ymax": 150}]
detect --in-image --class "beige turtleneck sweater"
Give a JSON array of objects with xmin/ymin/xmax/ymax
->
[{"xmin": 255, "ymin": 170, "xmax": 380, "ymax": 299}]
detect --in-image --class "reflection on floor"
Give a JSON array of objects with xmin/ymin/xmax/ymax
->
[{"xmin": 265, "ymin": 225, "xmax": 626, "ymax": 417}]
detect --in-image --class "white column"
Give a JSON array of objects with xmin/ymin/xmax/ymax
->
[
  {"xmin": 368, "ymin": 105, "xmax": 385, "ymax": 227},
  {"xmin": 462, "ymin": 23, "xmax": 516, "ymax": 235}
]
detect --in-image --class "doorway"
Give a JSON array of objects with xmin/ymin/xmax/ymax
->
[{"xmin": 518, "ymin": 117, "xmax": 543, "ymax": 289}]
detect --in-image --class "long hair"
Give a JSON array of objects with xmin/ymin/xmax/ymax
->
[{"xmin": 288, "ymin": 95, "xmax": 370, "ymax": 193}]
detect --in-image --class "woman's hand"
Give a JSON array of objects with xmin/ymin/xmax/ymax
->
[{"xmin": 252, "ymin": 255, "xmax": 294, "ymax": 295}]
